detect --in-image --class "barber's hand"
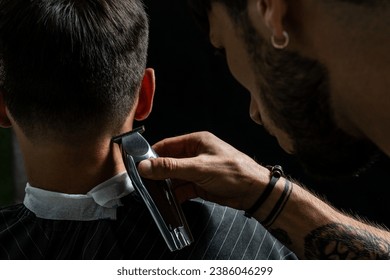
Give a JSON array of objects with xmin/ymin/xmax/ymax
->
[{"xmin": 138, "ymin": 132, "xmax": 271, "ymax": 210}]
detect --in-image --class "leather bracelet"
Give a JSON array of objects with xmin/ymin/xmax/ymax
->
[
  {"xmin": 244, "ymin": 165, "xmax": 284, "ymax": 218},
  {"xmin": 262, "ymin": 178, "xmax": 293, "ymax": 227}
]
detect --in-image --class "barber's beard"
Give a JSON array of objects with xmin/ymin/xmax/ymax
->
[{"xmin": 239, "ymin": 21, "xmax": 381, "ymax": 179}]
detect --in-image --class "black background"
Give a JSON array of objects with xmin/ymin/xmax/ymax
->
[{"xmin": 141, "ymin": 0, "xmax": 390, "ymax": 227}]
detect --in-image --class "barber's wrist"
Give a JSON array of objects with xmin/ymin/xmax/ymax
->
[
  {"xmin": 240, "ymin": 165, "xmax": 272, "ymax": 210},
  {"xmin": 244, "ymin": 165, "xmax": 293, "ymax": 227}
]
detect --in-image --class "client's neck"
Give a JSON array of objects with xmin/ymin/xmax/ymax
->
[{"xmin": 19, "ymin": 137, "xmax": 126, "ymax": 194}]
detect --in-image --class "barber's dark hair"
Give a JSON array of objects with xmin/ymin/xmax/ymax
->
[
  {"xmin": 187, "ymin": 0, "xmax": 247, "ymax": 35},
  {"xmin": 187, "ymin": 0, "xmax": 387, "ymax": 35},
  {"xmin": 0, "ymin": 0, "xmax": 149, "ymax": 142}
]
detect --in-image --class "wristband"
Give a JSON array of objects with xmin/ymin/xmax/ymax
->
[
  {"xmin": 262, "ymin": 179, "xmax": 293, "ymax": 227},
  {"xmin": 244, "ymin": 165, "xmax": 284, "ymax": 218}
]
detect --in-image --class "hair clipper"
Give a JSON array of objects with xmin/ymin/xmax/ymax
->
[{"xmin": 112, "ymin": 126, "xmax": 193, "ymax": 251}]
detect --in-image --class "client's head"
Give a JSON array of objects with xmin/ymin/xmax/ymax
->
[{"xmin": 0, "ymin": 0, "xmax": 152, "ymax": 145}]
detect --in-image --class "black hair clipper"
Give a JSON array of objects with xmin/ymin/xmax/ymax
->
[{"xmin": 112, "ymin": 126, "xmax": 193, "ymax": 251}]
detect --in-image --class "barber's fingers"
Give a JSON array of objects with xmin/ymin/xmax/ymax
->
[
  {"xmin": 139, "ymin": 160, "xmax": 223, "ymax": 205},
  {"xmin": 152, "ymin": 131, "xmax": 219, "ymax": 158},
  {"xmin": 138, "ymin": 156, "xmax": 204, "ymax": 182}
]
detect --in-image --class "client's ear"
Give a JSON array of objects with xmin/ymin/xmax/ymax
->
[
  {"xmin": 0, "ymin": 89, "xmax": 12, "ymax": 128},
  {"xmin": 134, "ymin": 68, "xmax": 156, "ymax": 121}
]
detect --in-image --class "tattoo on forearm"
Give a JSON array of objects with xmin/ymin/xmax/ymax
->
[{"xmin": 304, "ymin": 223, "xmax": 390, "ymax": 259}]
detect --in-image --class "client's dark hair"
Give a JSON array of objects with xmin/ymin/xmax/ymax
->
[{"xmin": 0, "ymin": 0, "xmax": 149, "ymax": 142}]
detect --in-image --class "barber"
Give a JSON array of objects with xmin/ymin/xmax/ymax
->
[{"xmin": 139, "ymin": 0, "xmax": 390, "ymax": 259}]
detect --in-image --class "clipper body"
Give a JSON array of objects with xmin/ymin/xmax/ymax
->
[{"xmin": 113, "ymin": 127, "xmax": 193, "ymax": 251}]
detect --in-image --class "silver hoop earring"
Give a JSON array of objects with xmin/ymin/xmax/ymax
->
[{"xmin": 271, "ymin": 31, "xmax": 289, "ymax": 49}]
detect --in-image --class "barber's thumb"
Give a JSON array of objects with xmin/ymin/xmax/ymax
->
[{"xmin": 138, "ymin": 157, "xmax": 177, "ymax": 180}]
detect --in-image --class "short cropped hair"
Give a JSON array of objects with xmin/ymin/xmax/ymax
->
[{"xmin": 0, "ymin": 0, "xmax": 149, "ymax": 143}]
